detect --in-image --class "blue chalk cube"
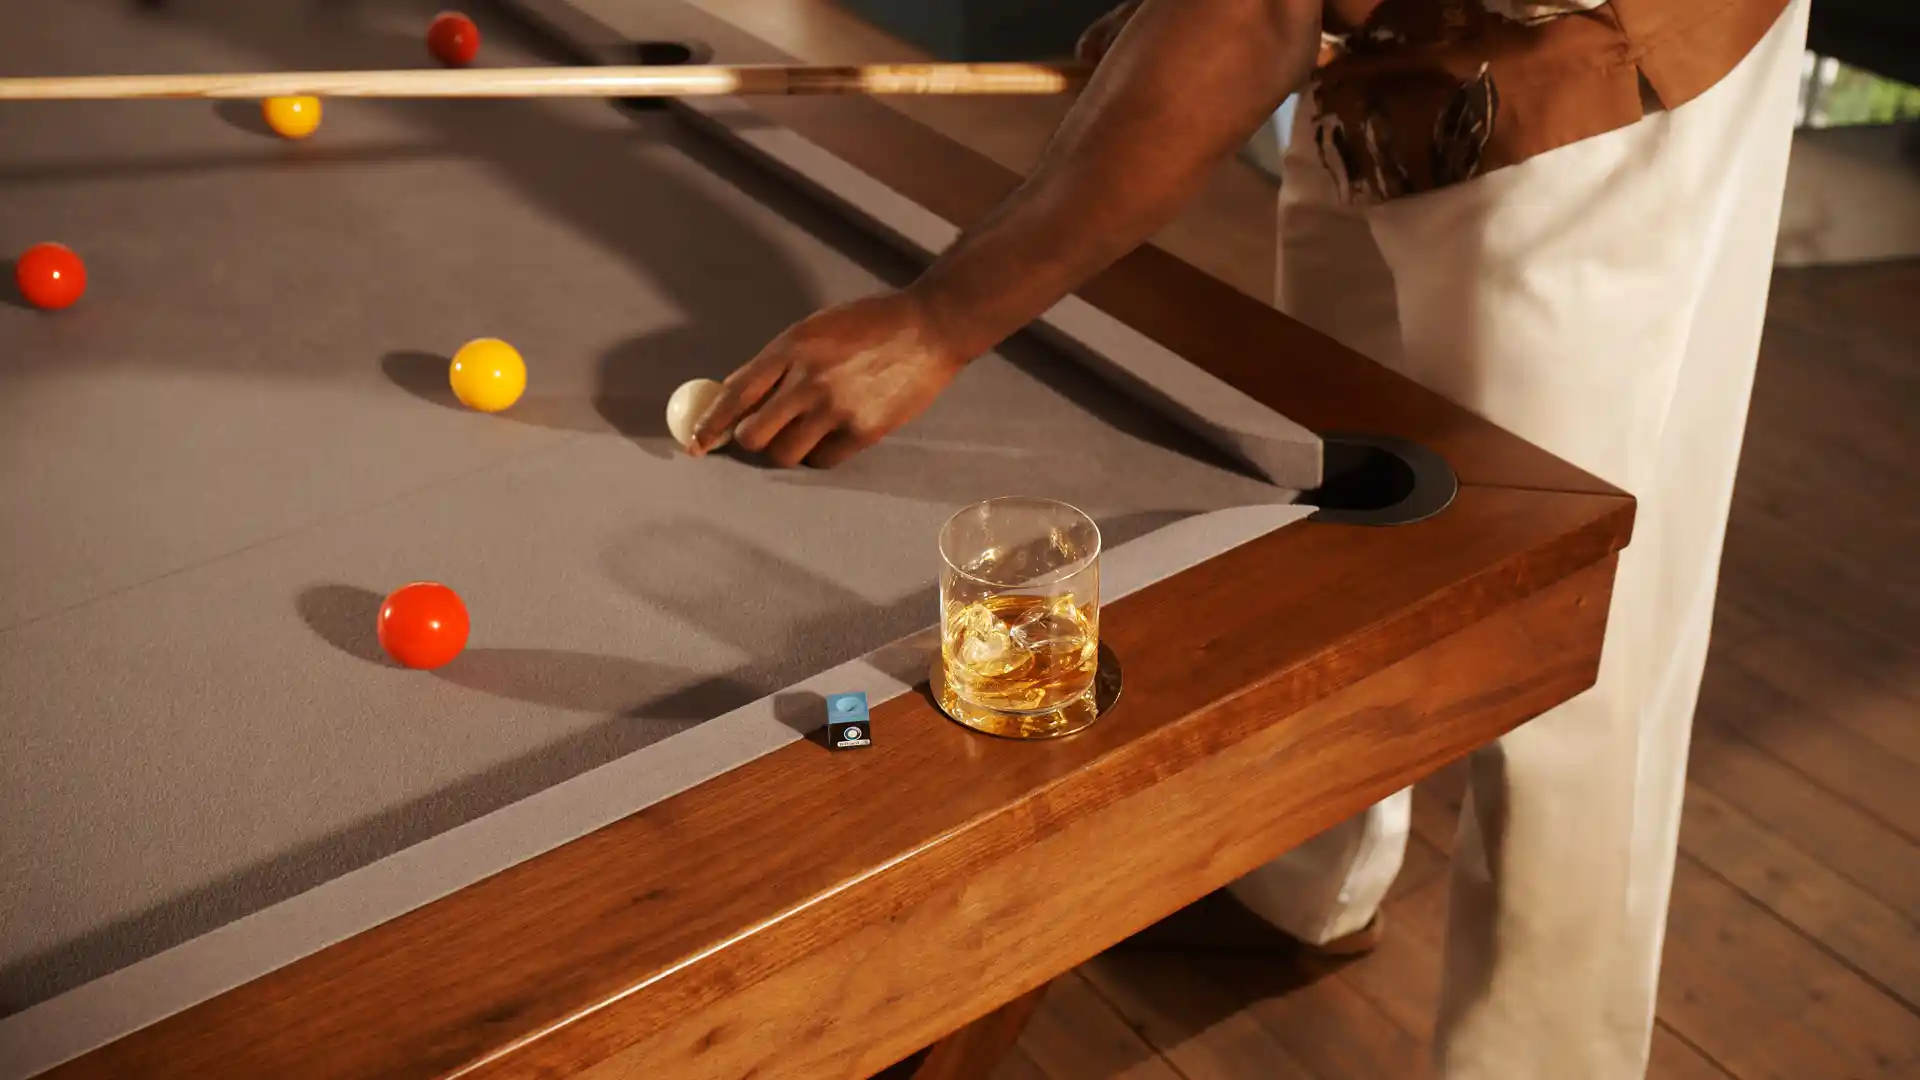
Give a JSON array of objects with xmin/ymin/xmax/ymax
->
[{"xmin": 825, "ymin": 692, "xmax": 872, "ymax": 751}]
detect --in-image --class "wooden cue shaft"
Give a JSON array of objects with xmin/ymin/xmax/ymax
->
[{"xmin": 0, "ymin": 63, "xmax": 1087, "ymax": 101}]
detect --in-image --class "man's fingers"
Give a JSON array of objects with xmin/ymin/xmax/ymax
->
[
  {"xmin": 732, "ymin": 375, "xmax": 819, "ymax": 454},
  {"xmin": 762, "ymin": 407, "xmax": 843, "ymax": 469},
  {"xmin": 689, "ymin": 352, "xmax": 784, "ymax": 455}
]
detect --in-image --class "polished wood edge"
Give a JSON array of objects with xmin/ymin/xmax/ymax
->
[
  {"xmin": 566, "ymin": 555, "xmax": 1619, "ymax": 1080},
  {"xmin": 487, "ymin": 497, "xmax": 1634, "ymax": 1080},
  {"xmin": 51, "ymin": 488, "xmax": 1629, "ymax": 1080}
]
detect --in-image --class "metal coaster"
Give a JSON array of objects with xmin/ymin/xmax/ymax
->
[{"xmin": 929, "ymin": 642, "xmax": 1123, "ymax": 740}]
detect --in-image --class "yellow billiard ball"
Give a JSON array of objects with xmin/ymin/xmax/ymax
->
[
  {"xmin": 449, "ymin": 338, "xmax": 527, "ymax": 413},
  {"xmin": 262, "ymin": 96, "xmax": 322, "ymax": 140}
]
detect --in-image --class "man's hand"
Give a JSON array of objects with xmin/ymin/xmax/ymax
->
[
  {"xmin": 688, "ymin": 292, "xmax": 967, "ymax": 468},
  {"xmin": 700, "ymin": 0, "xmax": 1320, "ymax": 470},
  {"xmin": 1076, "ymin": 0, "xmax": 1143, "ymax": 65}
]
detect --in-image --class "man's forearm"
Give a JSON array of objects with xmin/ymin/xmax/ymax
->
[{"xmin": 906, "ymin": 0, "xmax": 1321, "ymax": 358}]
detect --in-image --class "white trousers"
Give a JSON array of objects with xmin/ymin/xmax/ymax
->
[{"xmin": 1227, "ymin": 2, "xmax": 1810, "ymax": 1075}]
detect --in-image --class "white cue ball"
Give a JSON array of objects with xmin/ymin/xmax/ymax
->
[{"xmin": 666, "ymin": 378, "xmax": 729, "ymax": 450}]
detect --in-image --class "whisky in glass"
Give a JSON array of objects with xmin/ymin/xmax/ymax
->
[{"xmin": 938, "ymin": 497, "xmax": 1102, "ymax": 733}]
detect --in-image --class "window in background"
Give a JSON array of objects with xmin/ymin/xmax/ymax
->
[{"xmin": 1799, "ymin": 53, "xmax": 1920, "ymax": 128}]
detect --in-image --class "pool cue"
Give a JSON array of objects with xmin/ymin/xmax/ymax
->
[{"xmin": 0, "ymin": 62, "xmax": 1088, "ymax": 101}]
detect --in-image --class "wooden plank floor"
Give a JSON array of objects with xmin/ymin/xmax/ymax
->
[{"xmin": 990, "ymin": 259, "xmax": 1920, "ymax": 1080}]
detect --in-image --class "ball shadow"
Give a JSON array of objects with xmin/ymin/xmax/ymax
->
[
  {"xmin": 591, "ymin": 324, "xmax": 725, "ymax": 457},
  {"xmin": 212, "ymin": 99, "xmax": 275, "ymax": 139},
  {"xmin": 295, "ymin": 583, "xmax": 386, "ymax": 664},
  {"xmin": 380, "ymin": 349, "xmax": 458, "ymax": 410},
  {"xmin": 380, "ymin": 348, "xmax": 611, "ymax": 433},
  {"xmin": 296, "ymin": 581, "xmax": 757, "ymax": 718},
  {"xmin": 435, "ymin": 647, "xmax": 739, "ymax": 717},
  {"xmin": 0, "ymin": 259, "xmax": 34, "ymax": 311}
]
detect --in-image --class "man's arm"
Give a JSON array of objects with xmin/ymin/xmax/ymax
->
[
  {"xmin": 693, "ymin": 0, "xmax": 1323, "ymax": 466},
  {"xmin": 908, "ymin": 0, "xmax": 1322, "ymax": 358}
]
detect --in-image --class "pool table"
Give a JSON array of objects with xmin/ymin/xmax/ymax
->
[{"xmin": 0, "ymin": 1, "xmax": 1634, "ymax": 1077}]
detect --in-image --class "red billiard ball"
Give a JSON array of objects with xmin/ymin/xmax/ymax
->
[
  {"xmin": 377, "ymin": 581, "xmax": 470, "ymax": 670},
  {"xmin": 427, "ymin": 12, "xmax": 481, "ymax": 67},
  {"xmin": 15, "ymin": 242, "xmax": 87, "ymax": 311}
]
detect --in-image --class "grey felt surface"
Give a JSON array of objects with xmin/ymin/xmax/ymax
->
[
  {"xmin": 0, "ymin": 0, "xmax": 1306, "ymax": 1021},
  {"xmin": 0, "ymin": 503, "xmax": 1316, "ymax": 1080}
]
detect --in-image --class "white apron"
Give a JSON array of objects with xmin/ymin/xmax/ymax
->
[{"xmin": 1226, "ymin": 1, "xmax": 1812, "ymax": 1074}]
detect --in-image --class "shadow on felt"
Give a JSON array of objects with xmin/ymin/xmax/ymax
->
[
  {"xmin": 0, "ymin": 260, "xmax": 35, "ymax": 311},
  {"xmin": 211, "ymin": 99, "xmax": 276, "ymax": 139}
]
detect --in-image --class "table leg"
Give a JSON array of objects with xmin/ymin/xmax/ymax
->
[{"xmin": 871, "ymin": 981, "xmax": 1051, "ymax": 1080}]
